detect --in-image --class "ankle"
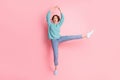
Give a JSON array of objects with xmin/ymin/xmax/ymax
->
[
  {"xmin": 55, "ymin": 66, "xmax": 57, "ymax": 70},
  {"xmin": 82, "ymin": 34, "xmax": 87, "ymax": 39}
]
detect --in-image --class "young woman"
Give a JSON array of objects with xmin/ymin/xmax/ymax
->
[{"xmin": 46, "ymin": 6, "xmax": 94, "ymax": 75}]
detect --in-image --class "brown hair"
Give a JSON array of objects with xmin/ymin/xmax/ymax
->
[{"xmin": 52, "ymin": 15, "xmax": 60, "ymax": 22}]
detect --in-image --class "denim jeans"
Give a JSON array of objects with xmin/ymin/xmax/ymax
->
[{"xmin": 51, "ymin": 34, "xmax": 83, "ymax": 66}]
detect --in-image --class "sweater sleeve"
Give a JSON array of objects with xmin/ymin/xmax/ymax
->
[
  {"xmin": 46, "ymin": 11, "xmax": 52, "ymax": 26},
  {"xmin": 58, "ymin": 13, "xmax": 64, "ymax": 27}
]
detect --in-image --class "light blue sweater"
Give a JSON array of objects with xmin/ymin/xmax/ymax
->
[{"xmin": 46, "ymin": 11, "xmax": 64, "ymax": 39}]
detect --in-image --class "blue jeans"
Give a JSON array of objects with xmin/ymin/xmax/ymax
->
[{"xmin": 51, "ymin": 35, "xmax": 83, "ymax": 66}]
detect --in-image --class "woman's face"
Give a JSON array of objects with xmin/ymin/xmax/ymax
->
[{"xmin": 53, "ymin": 16, "xmax": 59, "ymax": 23}]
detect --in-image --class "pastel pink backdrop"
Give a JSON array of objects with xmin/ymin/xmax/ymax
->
[{"xmin": 0, "ymin": 0, "xmax": 120, "ymax": 80}]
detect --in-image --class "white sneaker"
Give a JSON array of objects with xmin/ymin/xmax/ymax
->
[
  {"xmin": 54, "ymin": 70, "xmax": 58, "ymax": 76},
  {"xmin": 87, "ymin": 29, "xmax": 94, "ymax": 38}
]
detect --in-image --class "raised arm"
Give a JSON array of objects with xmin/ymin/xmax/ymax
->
[
  {"xmin": 46, "ymin": 6, "xmax": 60, "ymax": 26},
  {"xmin": 57, "ymin": 6, "xmax": 64, "ymax": 26},
  {"xmin": 46, "ymin": 6, "xmax": 64, "ymax": 26},
  {"xmin": 46, "ymin": 10, "xmax": 52, "ymax": 26}
]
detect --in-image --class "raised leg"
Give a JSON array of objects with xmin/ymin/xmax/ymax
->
[{"xmin": 58, "ymin": 34, "xmax": 83, "ymax": 43}]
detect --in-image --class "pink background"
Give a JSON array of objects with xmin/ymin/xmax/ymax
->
[{"xmin": 0, "ymin": 0, "xmax": 120, "ymax": 80}]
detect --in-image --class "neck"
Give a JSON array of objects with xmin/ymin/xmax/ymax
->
[{"xmin": 54, "ymin": 22, "xmax": 58, "ymax": 24}]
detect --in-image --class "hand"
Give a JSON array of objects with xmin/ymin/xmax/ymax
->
[
  {"xmin": 54, "ymin": 6, "xmax": 59, "ymax": 8},
  {"xmin": 50, "ymin": 6, "xmax": 61, "ymax": 13},
  {"xmin": 50, "ymin": 6, "xmax": 57, "ymax": 12},
  {"xmin": 54, "ymin": 6, "xmax": 61, "ymax": 13}
]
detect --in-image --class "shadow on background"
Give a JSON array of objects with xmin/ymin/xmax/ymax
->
[{"xmin": 40, "ymin": 11, "xmax": 54, "ymax": 73}]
